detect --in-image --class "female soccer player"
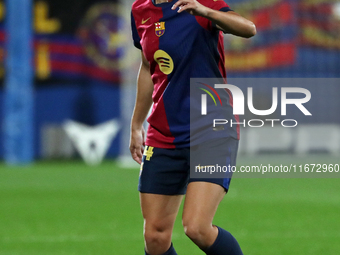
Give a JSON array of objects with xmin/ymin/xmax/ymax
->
[{"xmin": 130, "ymin": 0, "xmax": 256, "ymax": 254}]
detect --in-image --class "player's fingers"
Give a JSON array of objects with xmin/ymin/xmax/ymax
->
[
  {"xmin": 171, "ymin": 0, "xmax": 187, "ymax": 10},
  {"xmin": 132, "ymin": 155, "xmax": 142, "ymax": 164},
  {"xmin": 135, "ymin": 144, "xmax": 144, "ymax": 161},
  {"xmin": 131, "ymin": 148, "xmax": 142, "ymax": 164},
  {"xmin": 130, "ymin": 144, "xmax": 141, "ymax": 162},
  {"xmin": 176, "ymin": 4, "xmax": 193, "ymax": 13},
  {"xmin": 129, "ymin": 144, "xmax": 135, "ymax": 155},
  {"xmin": 136, "ymin": 147, "xmax": 143, "ymax": 164}
]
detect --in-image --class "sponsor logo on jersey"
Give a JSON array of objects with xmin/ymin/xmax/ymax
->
[
  {"xmin": 154, "ymin": 50, "xmax": 174, "ymax": 75},
  {"xmin": 155, "ymin": 22, "xmax": 165, "ymax": 37},
  {"xmin": 142, "ymin": 17, "xmax": 151, "ymax": 24}
]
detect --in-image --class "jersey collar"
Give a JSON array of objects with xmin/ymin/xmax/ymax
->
[{"xmin": 151, "ymin": 0, "xmax": 175, "ymax": 7}]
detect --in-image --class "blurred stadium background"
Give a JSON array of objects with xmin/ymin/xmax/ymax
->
[{"xmin": 0, "ymin": 0, "xmax": 339, "ymax": 254}]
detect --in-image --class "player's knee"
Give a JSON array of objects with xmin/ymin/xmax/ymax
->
[
  {"xmin": 182, "ymin": 219, "xmax": 208, "ymax": 243},
  {"xmin": 144, "ymin": 223, "xmax": 172, "ymax": 248},
  {"xmin": 144, "ymin": 229, "xmax": 171, "ymax": 250}
]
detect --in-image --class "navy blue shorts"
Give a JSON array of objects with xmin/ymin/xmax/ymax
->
[{"xmin": 138, "ymin": 137, "xmax": 239, "ymax": 195}]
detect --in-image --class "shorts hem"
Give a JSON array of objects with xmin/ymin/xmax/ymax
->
[
  {"xmin": 138, "ymin": 189, "xmax": 187, "ymax": 196},
  {"xmin": 188, "ymin": 179, "xmax": 229, "ymax": 193}
]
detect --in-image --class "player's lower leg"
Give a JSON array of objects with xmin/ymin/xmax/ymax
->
[
  {"xmin": 143, "ymin": 226, "xmax": 175, "ymax": 255},
  {"xmin": 202, "ymin": 226, "xmax": 243, "ymax": 255},
  {"xmin": 183, "ymin": 222, "xmax": 242, "ymax": 255},
  {"xmin": 183, "ymin": 182, "xmax": 243, "ymax": 255},
  {"xmin": 141, "ymin": 193, "xmax": 182, "ymax": 255},
  {"xmin": 145, "ymin": 243, "xmax": 178, "ymax": 255}
]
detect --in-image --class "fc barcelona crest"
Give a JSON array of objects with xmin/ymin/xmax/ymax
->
[{"xmin": 155, "ymin": 22, "xmax": 165, "ymax": 37}]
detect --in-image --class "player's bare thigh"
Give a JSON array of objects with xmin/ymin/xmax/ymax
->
[{"xmin": 140, "ymin": 193, "xmax": 183, "ymax": 254}]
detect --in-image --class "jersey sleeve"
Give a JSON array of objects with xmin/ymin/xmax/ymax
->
[
  {"xmin": 209, "ymin": 0, "xmax": 232, "ymax": 12},
  {"xmin": 195, "ymin": 0, "xmax": 232, "ymax": 31},
  {"xmin": 131, "ymin": 12, "xmax": 142, "ymax": 50},
  {"xmin": 211, "ymin": 1, "xmax": 233, "ymax": 31}
]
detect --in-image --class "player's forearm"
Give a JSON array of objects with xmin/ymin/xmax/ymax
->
[
  {"xmin": 131, "ymin": 62, "xmax": 154, "ymax": 131},
  {"xmin": 205, "ymin": 10, "xmax": 256, "ymax": 38}
]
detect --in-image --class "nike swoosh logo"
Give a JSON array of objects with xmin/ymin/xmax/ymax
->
[{"xmin": 142, "ymin": 17, "xmax": 151, "ymax": 24}]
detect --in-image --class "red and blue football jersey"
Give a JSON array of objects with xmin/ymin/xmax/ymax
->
[{"xmin": 131, "ymin": 0, "xmax": 239, "ymax": 149}]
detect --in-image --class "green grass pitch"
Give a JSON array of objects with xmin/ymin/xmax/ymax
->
[{"xmin": 0, "ymin": 155, "xmax": 339, "ymax": 255}]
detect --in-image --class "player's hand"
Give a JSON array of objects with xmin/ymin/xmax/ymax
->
[
  {"xmin": 129, "ymin": 127, "xmax": 146, "ymax": 164},
  {"xmin": 171, "ymin": 0, "xmax": 209, "ymax": 17}
]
